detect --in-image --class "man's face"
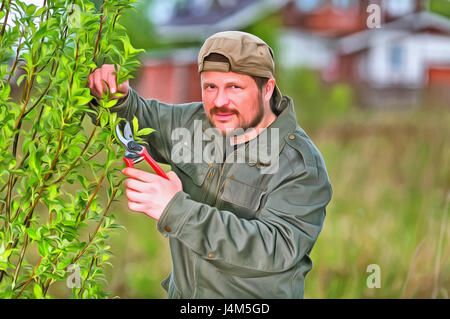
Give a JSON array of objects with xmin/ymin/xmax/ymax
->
[{"xmin": 201, "ymin": 71, "xmax": 265, "ymax": 135}]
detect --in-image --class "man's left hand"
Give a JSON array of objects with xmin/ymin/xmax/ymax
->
[{"xmin": 121, "ymin": 168, "xmax": 182, "ymax": 220}]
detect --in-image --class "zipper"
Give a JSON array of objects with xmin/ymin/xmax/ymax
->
[
  {"xmin": 201, "ymin": 167, "xmax": 215, "ymax": 203},
  {"xmin": 211, "ymin": 161, "xmax": 226, "ymax": 206},
  {"xmin": 214, "ymin": 181, "xmax": 226, "ymax": 209},
  {"xmin": 211, "ymin": 149, "xmax": 236, "ymax": 206}
]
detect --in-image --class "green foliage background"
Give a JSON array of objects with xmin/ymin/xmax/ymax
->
[{"xmin": 0, "ymin": 0, "xmax": 143, "ymax": 298}]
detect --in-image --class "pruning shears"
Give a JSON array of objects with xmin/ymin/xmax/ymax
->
[{"xmin": 115, "ymin": 120, "xmax": 169, "ymax": 180}]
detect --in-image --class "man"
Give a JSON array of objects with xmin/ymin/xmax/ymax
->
[{"xmin": 88, "ymin": 31, "xmax": 332, "ymax": 298}]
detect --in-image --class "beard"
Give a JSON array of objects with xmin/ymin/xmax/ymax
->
[{"xmin": 207, "ymin": 93, "xmax": 265, "ymax": 134}]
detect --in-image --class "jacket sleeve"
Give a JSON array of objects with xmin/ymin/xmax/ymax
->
[
  {"xmin": 156, "ymin": 157, "xmax": 332, "ymax": 277},
  {"xmin": 88, "ymin": 88, "xmax": 178, "ymax": 164}
]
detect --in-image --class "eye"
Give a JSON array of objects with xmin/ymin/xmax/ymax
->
[
  {"xmin": 204, "ymin": 84, "xmax": 216, "ymax": 90},
  {"xmin": 231, "ymin": 85, "xmax": 241, "ymax": 89}
]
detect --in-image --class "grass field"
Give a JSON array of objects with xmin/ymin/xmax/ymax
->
[
  {"xmin": 305, "ymin": 107, "xmax": 449, "ymax": 298},
  {"xmin": 98, "ymin": 104, "xmax": 449, "ymax": 299}
]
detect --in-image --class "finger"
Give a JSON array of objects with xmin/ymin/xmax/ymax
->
[
  {"xmin": 93, "ymin": 69, "xmax": 106, "ymax": 97},
  {"xmin": 89, "ymin": 72, "xmax": 100, "ymax": 97},
  {"xmin": 88, "ymin": 73, "xmax": 100, "ymax": 100},
  {"xmin": 107, "ymin": 70, "xmax": 117, "ymax": 94},
  {"xmin": 117, "ymin": 79, "xmax": 129, "ymax": 95},
  {"xmin": 101, "ymin": 66, "xmax": 114, "ymax": 95},
  {"xmin": 167, "ymin": 171, "xmax": 178, "ymax": 180},
  {"xmin": 126, "ymin": 188, "xmax": 150, "ymax": 203},
  {"xmin": 125, "ymin": 178, "xmax": 155, "ymax": 193},
  {"xmin": 122, "ymin": 167, "xmax": 159, "ymax": 183},
  {"xmin": 127, "ymin": 201, "xmax": 148, "ymax": 214},
  {"xmin": 166, "ymin": 171, "xmax": 182, "ymax": 188},
  {"xmin": 88, "ymin": 73, "xmax": 94, "ymax": 92}
]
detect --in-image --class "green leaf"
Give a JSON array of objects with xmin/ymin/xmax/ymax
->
[
  {"xmin": 136, "ymin": 128, "xmax": 155, "ymax": 136},
  {"xmin": 1, "ymin": 84, "xmax": 10, "ymax": 100},
  {"xmin": 100, "ymin": 111, "xmax": 109, "ymax": 128},
  {"xmin": 26, "ymin": 228, "xmax": 40, "ymax": 241},
  {"xmin": 104, "ymin": 99, "xmax": 118, "ymax": 109},
  {"xmin": 57, "ymin": 258, "xmax": 72, "ymax": 270},
  {"xmin": 38, "ymin": 240, "xmax": 50, "ymax": 257},
  {"xmin": 27, "ymin": 4, "xmax": 37, "ymax": 16},
  {"xmin": 33, "ymin": 284, "xmax": 43, "ymax": 299},
  {"xmin": 16, "ymin": 74, "xmax": 27, "ymax": 87},
  {"xmin": 28, "ymin": 149, "xmax": 39, "ymax": 176},
  {"xmin": 48, "ymin": 184, "xmax": 58, "ymax": 200},
  {"xmin": 74, "ymin": 95, "xmax": 93, "ymax": 106},
  {"xmin": 33, "ymin": 23, "xmax": 48, "ymax": 41},
  {"xmin": 132, "ymin": 115, "xmax": 139, "ymax": 135}
]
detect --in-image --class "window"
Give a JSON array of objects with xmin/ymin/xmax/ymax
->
[
  {"xmin": 390, "ymin": 45, "xmax": 403, "ymax": 72},
  {"xmin": 383, "ymin": 0, "xmax": 415, "ymax": 17}
]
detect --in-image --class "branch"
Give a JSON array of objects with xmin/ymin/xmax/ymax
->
[
  {"xmin": 0, "ymin": 0, "xmax": 11, "ymax": 38},
  {"xmin": 92, "ymin": 0, "xmax": 105, "ymax": 63},
  {"xmin": 51, "ymin": 113, "xmax": 101, "ymax": 185},
  {"xmin": 77, "ymin": 256, "xmax": 96, "ymax": 298},
  {"xmin": 72, "ymin": 187, "xmax": 118, "ymax": 264},
  {"xmin": 14, "ymin": 257, "xmax": 42, "ymax": 299},
  {"xmin": 78, "ymin": 173, "xmax": 105, "ymax": 223},
  {"xmin": 12, "ymin": 234, "xmax": 29, "ymax": 288},
  {"xmin": 7, "ymin": 30, "xmax": 25, "ymax": 84}
]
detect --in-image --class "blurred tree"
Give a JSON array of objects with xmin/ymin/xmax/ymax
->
[
  {"xmin": 278, "ymin": 68, "xmax": 354, "ymax": 133},
  {"xmin": 116, "ymin": 0, "xmax": 157, "ymax": 51},
  {"xmin": 242, "ymin": 11, "xmax": 283, "ymax": 57},
  {"xmin": 429, "ymin": 0, "xmax": 450, "ymax": 18}
]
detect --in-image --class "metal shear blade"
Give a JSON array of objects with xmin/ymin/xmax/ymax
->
[
  {"xmin": 115, "ymin": 121, "xmax": 134, "ymax": 147},
  {"xmin": 115, "ymin": 120, "xmax": 169, "ymax": 179}
]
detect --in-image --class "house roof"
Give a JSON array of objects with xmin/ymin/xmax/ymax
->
[
  {"xmin": 155, "ymin": 0, "xmax": 289, "ymax": 42},
  {"xmin": 337, "ymin": 11, "xmax": 450, "ymax": 55}
]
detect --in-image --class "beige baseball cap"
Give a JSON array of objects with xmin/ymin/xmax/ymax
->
[{"xmin": 198, "ymin": 31, "xmax": 282, "ymax": 110}]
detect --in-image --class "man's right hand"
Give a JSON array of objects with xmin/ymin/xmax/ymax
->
[{"xmin": 88, "ymin": 64, "xmax": 129, "ymax": 100}]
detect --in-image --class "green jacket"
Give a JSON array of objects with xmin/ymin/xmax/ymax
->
[{"xmin": 91, "ymin": 87, "xmax": 332, "ymax": 298}]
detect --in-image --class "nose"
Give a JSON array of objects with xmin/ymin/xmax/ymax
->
[{"xmin": 214, "ymin": 89, "xmax": 229, "ymax": 108}]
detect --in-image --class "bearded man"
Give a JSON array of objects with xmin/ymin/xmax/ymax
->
[{"xmin": 88, "ymin": 31, "xmax": 332, "ymax": 298}]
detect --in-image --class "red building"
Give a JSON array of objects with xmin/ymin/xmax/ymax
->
[{"xmin": 134, "ymin": 52, "xmax": 202, "ymax": 103}]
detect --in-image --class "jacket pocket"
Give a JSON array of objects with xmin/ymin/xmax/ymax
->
[
  {"xmin": 174, "ymin": 146, "xmax": 209, "ymax": 187},
  {"xmin": 220, "ymin": 178, "xmax": 266, "ymax": 215}
]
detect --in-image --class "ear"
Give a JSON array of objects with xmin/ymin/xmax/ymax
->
[{"xmin": 263, "ymin": 78, "xmax": 276, "ymax": 104}]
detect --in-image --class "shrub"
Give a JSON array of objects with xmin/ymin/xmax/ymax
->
[{"xmin": 0, "ymin": 0, "xmax": 142, "ymax": 298}]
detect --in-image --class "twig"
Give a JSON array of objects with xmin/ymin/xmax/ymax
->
[
  {"xmin": 78, "ymin": 173, "xmax": 105, "ymax": 222},
  {"xmin": 72, "ymin": 187, "xmax": 118, "ymax": 264},
  {"xmin": 14, "ymin": 257, "xmax": 42, "ymax": 298},
  {"xmin": 0, "ymin": 0, "xmax": 11, "ymax": 38},
  {"xmin": 7, "ymin": 30, "xmax": 25, "ymax": 84},
  {"xmin": 42, "ymin": 251, "xmax": 61, "ymax": 297},
  {"xmin": 92, "ymin": 0, "xmax": 105, "ymax": 63},
  {"xmin": 51, "ymin": 114, "xmax": 101, "ymax": 185},
  {"xmin": 77, "ymin": 256, "xmax": 96, "ymax": 298},
  {"xmin": 87, "ymin": 146, "xmax": 104, "ymax": 161},
  {"xmin": 12, "ymin": 234, "xmax": 29, "ymax": 287}
]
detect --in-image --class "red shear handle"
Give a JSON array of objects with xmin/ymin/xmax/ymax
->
[
  {"xmin": 140, "ymin": 148, "xmax": 169, "ymax": 180},
  {"xmin": 123, "ymin": 157, "xmax": 135, "ymax": 168}
]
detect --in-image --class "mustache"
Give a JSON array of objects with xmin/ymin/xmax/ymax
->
[{"xmin": 210, "ymin": 107, "xmax": 239, "ymax": 116}]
